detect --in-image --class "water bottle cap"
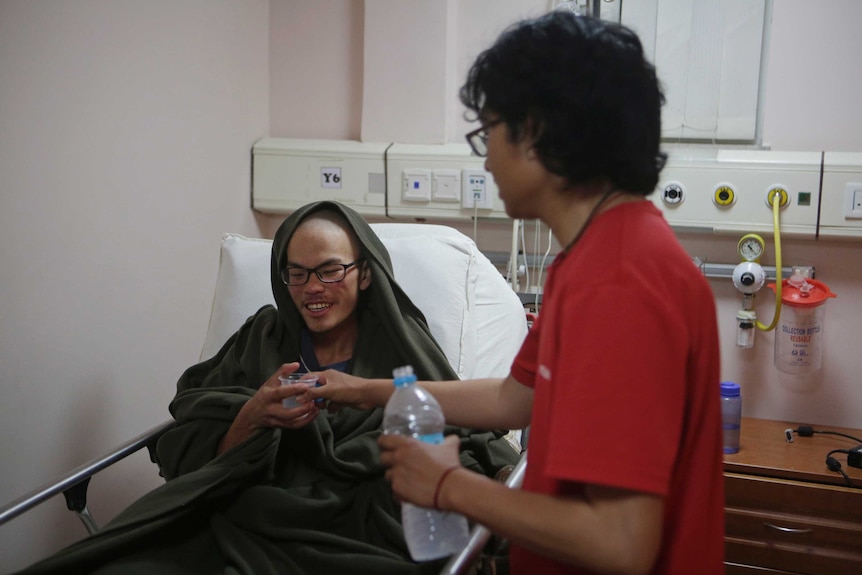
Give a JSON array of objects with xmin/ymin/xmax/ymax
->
[
  {"xmin": 720, "ymin": 381, "xmax": 741, "ymax": 397},
  {"xmin": 392, "ymin": 365, "xmax": 416, "ymax": 387}
]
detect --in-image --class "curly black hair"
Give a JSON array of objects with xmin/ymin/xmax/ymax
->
[{"xmin": 459, "ymin": 11, "xmax": 667, "ymax": 195}]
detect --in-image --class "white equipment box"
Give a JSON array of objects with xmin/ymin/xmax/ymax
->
[
  {"xmin": 252, "ymin": 138, "xmax": 389, "ymax": 216},
  {"xmin": 653, "ymin": 148, "xmax": 822, "ymax": 238},
  {"xmin": 251, "ymin": 138, "xmax": 862, "ymax": 240},
  {"xmin": 820, "ymin": 152, "xmax": 862, "ymax": 240}
]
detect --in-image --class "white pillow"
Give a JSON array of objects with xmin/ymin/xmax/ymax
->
[
  {"xmin": 473, "ymin": 247, "xmax": 528, "ymax": 378},
  {"xmin": 370, "ymin": 223, "xmax": 527, "ymax": 379},
  {"xmin": 200, "ymin": 234, "xmax": 275, "ymax": 361},
  {"xmin": 370, "ymin": 223, "xmax": 477, "ymax": 378}
]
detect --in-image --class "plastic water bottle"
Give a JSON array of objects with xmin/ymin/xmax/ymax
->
[
  {"xmin": 720, "ymin": 381, "xmax": 742, "ymax": 454},
  {"xmin": 382, "ymin": 365, "xmax": 470, "ymax": 561}
]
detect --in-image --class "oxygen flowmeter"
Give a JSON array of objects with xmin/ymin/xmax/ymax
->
[{"xmin": 733, "ymin": 234, "xmax": 767, "ymax": 348}]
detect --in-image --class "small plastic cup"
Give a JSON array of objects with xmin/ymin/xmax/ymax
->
[{"xmin": 279, "ymin": 373, "xmax": 319, "ymax": 408}]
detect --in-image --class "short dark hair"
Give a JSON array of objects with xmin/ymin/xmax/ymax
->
[{"xmin": 459, "ymin": 12, "xmax": 667, "ymax": 195}]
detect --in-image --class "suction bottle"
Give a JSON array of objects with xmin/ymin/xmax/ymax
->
[{"xmin": 769, "ymin": 270, "xmax": 836, "ymax": 375}]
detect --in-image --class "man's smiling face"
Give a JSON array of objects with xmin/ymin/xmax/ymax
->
[{"xmin": 285, "ymin": 213, "xmax": 370, "ymax": 341}]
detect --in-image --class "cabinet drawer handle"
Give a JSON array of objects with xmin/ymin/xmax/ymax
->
[{"xmin": 763, "ymin": 522, "xmax": 813, "ymax": 534}]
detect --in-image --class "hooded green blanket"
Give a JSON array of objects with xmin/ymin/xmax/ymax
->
[{"xmin": 17, "ymin": 201, "xmax": 518, "ymax": 575}]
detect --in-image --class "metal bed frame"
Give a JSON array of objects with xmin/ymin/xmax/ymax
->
[{"xmin": 0, "ymin": 419, "xmax": 175, "ymax": 535}]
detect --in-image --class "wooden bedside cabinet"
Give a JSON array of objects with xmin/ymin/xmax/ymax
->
[{"xmin": 723, "ymin": 417, "xmax": 862, "ymax": 575}]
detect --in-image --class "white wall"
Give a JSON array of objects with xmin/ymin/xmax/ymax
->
[
  {"xmin": 0, "ymin": 0, "xmax": 269, "ymax": 571},
  {"xmin": 2, "ymin": 0, "xmax": 861, "ymax": 571}
]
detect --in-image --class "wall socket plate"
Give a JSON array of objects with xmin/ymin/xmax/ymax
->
[
  {"xmin": 844, "ymin": 183, "xmax": 862, "ymax": 219},
  {"xmin": 402, "ymin": 169, "xmax": 431, "ymax": 202},
  {"xmin": 461, "ymin": 169, "xmax": 493, "ymax": 209},
  {"xmin": 432, "ymin": 169, "xmax": 461, "ymax": 202}
]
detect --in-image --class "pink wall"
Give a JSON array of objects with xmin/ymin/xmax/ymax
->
[{"xmin": 0, "ymin": 1, "xmax": 269, "ymax": 570}]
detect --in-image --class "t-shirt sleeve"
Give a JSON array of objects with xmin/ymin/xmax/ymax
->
[{"xmin": 510, "ymin": 319, "xmax": 539, "ymax": 387}]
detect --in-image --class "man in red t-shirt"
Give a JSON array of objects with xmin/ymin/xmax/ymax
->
[
  {"xmin": 506, "ymin": 198, "xmax": 724, "ymax": 574},
  {"xmin": 311, "ymin": 11, "xmax": 724, "ymax": 575}
]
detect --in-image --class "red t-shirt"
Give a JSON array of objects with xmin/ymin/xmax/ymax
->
[{"xmin": 509, "ymin": 201, "xmax": 724, "ymax": 575}]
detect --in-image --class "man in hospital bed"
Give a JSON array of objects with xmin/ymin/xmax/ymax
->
[{"xmin": 14, "ymin": 201, "xmax": 518, "ymax": 575}]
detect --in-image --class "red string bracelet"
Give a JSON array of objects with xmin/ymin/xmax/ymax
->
[{"xmin": 433, "ymin": 465, "xmax": 461, "ymax": 510}]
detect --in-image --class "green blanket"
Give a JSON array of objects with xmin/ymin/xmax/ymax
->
[{"xmin": 17, "ymin": 201, "xmax": 518, "ymax": 575}]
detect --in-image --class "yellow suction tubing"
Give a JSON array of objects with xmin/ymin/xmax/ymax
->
[{"xmin": 756, "ymin": 193, "xmax": 783, "ymax": 331}]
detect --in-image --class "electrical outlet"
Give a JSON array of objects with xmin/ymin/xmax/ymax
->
[{"xmin": 461, "ymin": 169, "xmax": 493, "ymax": 209}]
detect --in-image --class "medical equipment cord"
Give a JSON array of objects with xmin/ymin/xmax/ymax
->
[
  {"xmin": 786, "ymin": 425, "xmax": 862, "ymax": 488},
  {"xmin": 533, "ymin": 226, "xmax": 553, "ymax": 312},
  {"xmin": 825, "ymin": 449, "xmax": 853, "ymax": 486},
  {"xmin": 507, "ymin": 219, "xmax": 520, "ymax": 291}
]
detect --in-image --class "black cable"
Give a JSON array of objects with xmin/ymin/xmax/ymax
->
[
  {"xmin": 784, "ymin": 426, "xmax": 860, "ymax": 488},
  {"xmin": 814, "ymin": 430, "xmax": 862, "ymax": 443},
  {"xmin": 787, "ymin": 425, "xmax": 862, "ymax": 444},
  {"xmin": 826, "ymin": 449, "xmax": 853, "ymax": 487}
]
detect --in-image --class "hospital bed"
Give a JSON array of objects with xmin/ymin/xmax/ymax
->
[{"xmin": 0, "ymin": 222, "xmax": 529, "ymax": 573}]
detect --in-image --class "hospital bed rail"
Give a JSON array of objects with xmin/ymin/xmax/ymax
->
[{"xmin": 0, "ymin": 419, "xmax": 176, "ymax": 534}]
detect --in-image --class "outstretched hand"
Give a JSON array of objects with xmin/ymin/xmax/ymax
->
[{"xmin": 304, "ymin": 369, "xmax": 378, "ymax": 412}]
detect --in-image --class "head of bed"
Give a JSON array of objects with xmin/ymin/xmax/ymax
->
[{"xmin": 202, "ymin": 222, "xmax": 528, "ymax": 381}]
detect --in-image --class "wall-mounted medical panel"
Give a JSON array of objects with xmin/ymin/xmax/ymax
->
[
  {"xmin": 252, "ymin": 138, "xmax": 390, "ymax": 216},
  {"xmin": 652, "ymin": 148, "xmax": 822, "ymax": 238},
  {"xmin": 819, "ymin": 152, "xmax": 862, "ymax": 240},
  {"xmin": 385, "ymin": 143, "xmax": 509, "ymax": 221}
]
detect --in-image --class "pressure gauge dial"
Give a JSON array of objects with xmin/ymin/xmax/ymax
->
[{"xmin": 737, "ymin": 233, "xmax": 765, "ymax": 263}]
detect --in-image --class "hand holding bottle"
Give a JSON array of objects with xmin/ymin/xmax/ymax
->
[
  {"xmin": 382, "ymin": 365, "xmax": 469, "ymax": 561},
  {"xmin": 378, "ymin": 433, "xmax": 462, "ymax": 510}
]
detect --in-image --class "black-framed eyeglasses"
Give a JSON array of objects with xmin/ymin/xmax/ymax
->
[
  {"xmin": 465, "ymin": 119, "xmax": 502, "ymax": 157},
  {"xmin": 281, "ymin": 259, "xmax": 364, "ymax": 286}
]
